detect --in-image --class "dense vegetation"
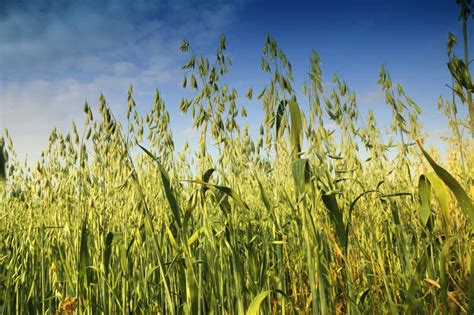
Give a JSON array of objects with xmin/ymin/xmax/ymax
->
[{"xmin": 1, "ymin": 2, "xmax": 473, "ymax": 314}]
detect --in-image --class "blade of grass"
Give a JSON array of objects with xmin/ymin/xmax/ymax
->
[{"xmin": 417, "ymin": 141, "xmax": 473, "ymax": 229}]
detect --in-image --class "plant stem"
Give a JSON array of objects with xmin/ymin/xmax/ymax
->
[{"xmin": 462, "ymin": 7, "xmax": 474, "ymax": 138}]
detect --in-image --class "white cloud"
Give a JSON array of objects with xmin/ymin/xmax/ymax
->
[
  {"xmin": 0, "ymin": 0, "xmax": 248, "ymax": 163},
  {"xmin": 0, "ymin": 0, "xmax": 245, "ymax": 80},
  {"xmin": 359, "ymin": 89, "xmax": 384, "ymax": 105},
  {"xmin": 0, "ymin": 57, "xmax": 179, "ymax": 161}
]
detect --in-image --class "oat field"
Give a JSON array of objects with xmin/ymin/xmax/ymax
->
[{"xmin": 1, "ymin": 8, "xmax": 474, "ymax": 315}]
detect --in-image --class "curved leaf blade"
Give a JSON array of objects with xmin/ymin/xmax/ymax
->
[
  {"xmin": 182, "ymin": 179, "xmax": 249, "ymax": 210},
  {"xmin": 418, "ymin": 175, "xmax": 432, "ymax": 226},
  {"xmin": 288, "ymin": 99, "xmax": 303, "ymax": 156},
  {"xmin": 246, "ymin": 290, "xmax": 271, "ymax": 315},
  {"xmin": 139, "ymin": 144, "xmax": 182, "ymax": 227},
  {"xmin": 417, "ymin": 142, "xmax": 473, "ymax": 229}
]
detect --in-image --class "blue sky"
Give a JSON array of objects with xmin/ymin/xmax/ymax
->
[{"xmin": 0, "ymin": 0, "xmax": 471, "ymax": 161}]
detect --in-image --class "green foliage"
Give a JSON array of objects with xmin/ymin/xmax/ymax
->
[
  {"xmin": 418, "ymin": 142, "xmax": 474, "ymax": 228},
  {"xmin": 0, "ymin": 7, "xmax": 473, "ymax": 313},
  {"xmin": 0, "ymin": 138, "xmax": 6, "ymax": 182}
]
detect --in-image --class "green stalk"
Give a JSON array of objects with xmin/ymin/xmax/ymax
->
[
  {"xmin": 41, "ymin": 222, "xmax": 45, "ymax": 315},
  {"xmin": 462, "ymin": 11, "xmax": 474, "ymax": 138},
  {"xmin": 302, "ymin": 204, "xmax": 318, "ymax": 314},
  {"xmin": 469, "ymin": 244, "xmax": 474, "ymax": 315},
  {"xmin": 398, "ymin": 118, "xmax": 412, "ymax": 183},
  {"xmin": 451, "ymin": 74, "xmax": 467, "ymax": 179}
]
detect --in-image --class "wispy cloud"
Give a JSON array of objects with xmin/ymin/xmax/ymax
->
[
  {"xmin": 1, "ymin": 0, "xmax": 247, "ymax": 161},
  {"xmin": 359, "ymin": 89, "xmax": 384, "ymax": 105},
  {"xmin": 0, "ymin": 0, "xmax": 244, "ymax": 80}
]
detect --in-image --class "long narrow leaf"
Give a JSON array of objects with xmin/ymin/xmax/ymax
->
[
  {"xmin": 182, "ymin": 179, "xmax": 249, "ymax": 210},
  {"xmin": 418, "ymin": 141, "xmax": 474, "ymax": 228},
  {"xmin": 139, "ymin": 144, "xmax": 182, "ymax": 227},
  {"xmin": 288, "ymin": 100, "xmax": 303, "ymax": 156},
  {"xmin": 418, "ymin": 175, "xmax": 432, "ymax": 226}
]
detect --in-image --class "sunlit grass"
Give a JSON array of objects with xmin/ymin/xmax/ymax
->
[{"xmin": 1, "ymin": 4, "xmax": 474, "ymax": 314}]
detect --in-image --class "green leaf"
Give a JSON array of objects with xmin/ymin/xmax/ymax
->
[
  {"xmin": 275, "ymin": 100, "xmax": 286, "ymax": 138},
  {"xmin": 201, "ymin": 168, "xmax": 215, "ymax": 194},
  {"xmin": 246, "ymin": 290, "xmax": 293, "ymax": 315},
  {"xmin": 78, "ymin": 220, "xmax": 91, "ymax": 290},
  {"xmin": 187, "ymin": 227, "xmax": 204, "ymax": 246},
  {"xmin": 288, "ymin": 99, "xmax": 302, "ymax": 156},
  {"xmin": 103, "ymin": 232, "xmax": 114, "ymax": 276},
  {"xmin": 346, "ymin": 189, "xmax": 378, "ymax": 251},
  {"xmin": 246, "ymin": 290, "xmax": 271, "ymax": 315},
  {"xmin": 322, "ymin": 193, "xmax": 346, "ymax": 252},
  {"xmin": 139, "ymin": 144, "xmax": 182, "ymax": 228},
  {"xmin": 418, "ymin": 142, "xmax": 474, "ymax": 229},
  {"xmin": 182, "ymin": 179, "xmax": 249, "ymax": 210},
  {"xmin": 0, "ymin": 139, "xmax": 6, "ymax": 181},
  {"xmin": 418, "ymin": 175, "xmax": 432, "ymax": 226},
  {"xmin": 214, "ymin": 185, "xmax": 249, "ymax": 210},
  {"xmin": 202, "ymin": 168, "xmax": 215, "ymax": 183},
  {"xmin": 448, "ymin": 57, "xmax": 473, "ymax": 91},
  {"xmin": 291, "ymin": 158, "xmax": 310, "ymax": 197},
  {"xmin": 469, "ymin": 246, "xmax": 474, "ymax": 314},
  {"xmin": 425, "ymin": 172, "xmax": 450, "ymax": 223},
  {"xmin": 256, "ymin": 176, "xmax": 271, "ymax": 212}
]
